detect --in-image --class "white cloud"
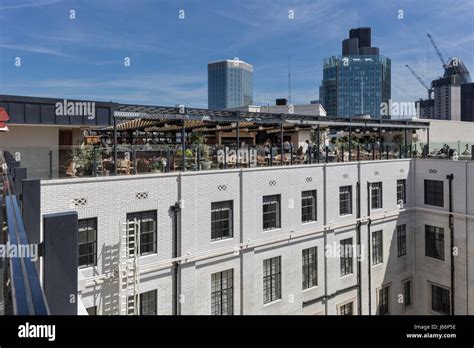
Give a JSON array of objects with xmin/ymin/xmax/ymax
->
[
  {"xmin": 0, "ymin": 43, "xmax": 69, "ymax": 57},
  {"xmin": 0, "ymin": 0, "xmax": 62, "ymax": 11}
]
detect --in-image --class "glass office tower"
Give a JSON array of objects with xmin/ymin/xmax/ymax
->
[
  {"xmin": 320, "ymin": 28, "xmax": 391, "ymax": 118},
  {"xmin": 208, "ymin": 60, "xmax": 253, "ymax": 109}
]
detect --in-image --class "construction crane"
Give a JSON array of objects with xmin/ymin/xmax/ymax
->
[
  {"xmin": 427, "ymin": 33, "xmax": 471, "ymax": 83},
  {"xmin": 405, "ymin": 64, "xmax": 433, "ymax": 100},
  {"xmin": 427, "ymin": 33, "xmax": 447, "ymax": 68}
]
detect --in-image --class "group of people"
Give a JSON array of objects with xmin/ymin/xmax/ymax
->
[{"xmin": 261, "ymin": 139, "xmax": 319, "ymax": 163}]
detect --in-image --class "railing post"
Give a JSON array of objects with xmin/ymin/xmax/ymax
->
[
  {"xmin": 248, "ymin": 146, "xmax": 251, "ymax": 168},
  {"xmin": 92, "ymin": 145, "xmax": 97, "ymax": 177},
  {"xmin": 386, "ymin": 145, "xmax": 389, "ymax": 160},
  {"xmin": 224, "ymin": 146, "xmax": 227, "ymax": 169},
  {"xmin": 181, "ymin": 120, "xmax": 186, "ymax": 172},
  {"xmin": 357, "ymin": 145, "xmax": 360, "ymax": 161},
  {"xmin": 325, "ymin": 146, "xmax": 329, "ymax": 163},
  {"xmin": 132, "ymin": 149, "xmax": 137, "ymax": 175},
  {"xmin": 399, "ymin": 144, "xmax": 402, "ymax": 159},
  {"xmin": 379, "ymin": 142, "xmax": 383, "ymax": 160},
  {"xmin": 290, "ymin": 144, "xmax": 294, "ymax": 165},
  {"xmin": 341, "ymin": 146, "xmax": 344, "ymax": 162},
  {"xmin": 197, "ymin": 147, "xmax": 201, "ymax": 171},
  {"xmin": 166, "ymin": 148, "xmax": 171, "ymax": 173},
  {"xmin": 48, "ymin": 150, "xmax": 53, "ymax": 179},
  {"xmin": 372, "ymin": 143, "xmax": 375, "ymax": 161}
]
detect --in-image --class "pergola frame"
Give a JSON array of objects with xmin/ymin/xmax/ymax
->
[{"xmin": 111, "ymin": 103, "xmax": 431, "ymax": 175}]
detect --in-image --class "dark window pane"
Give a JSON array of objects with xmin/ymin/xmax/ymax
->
[
  {"xmin": 425, "ymin": 225, "xmax": 445, "ymax": 260},
  {"xmin": 301, "ymin": 190, "xmax": 317, "ymax": 223},
  {"xmin": 397, "ymin": 225, "xmax": 407, "ymax": 257},
  {"xmin": 78, "ymin": 218, "xmax": 97, "ymax": 268},
  {"xmin": 211, "ymin": 269, "xmax": 234, "ymax": 315},
  {"xmin": 211, "ymin": 201, "xmax": 233, "ymax": 240},
  {"xmin": 140, "ymin": 290, "xmax": 157, "ymax": 315},
  {"xmin": 372, "ymin": 230, "xmax": 383, "ymax": 265},
  {"xmin": 263, "ymin": 256, "xmax": 282, "ymax": 303},
  {"xmin": 302, "ymin": 247, "xmax": 317, "ymax": 289},
  {"xmin": 339, "ymin": 186, "xmax": 352, "ymax": 215},
  {"xmin": 424, "ymin": 180, "xmax": 444, "ymax": 207},
  {"xmin": 340, "ymin": 238, "xmax": 353, "ymax": 276},
  {"xmin": 127, "ymin": 211, "xmax": 157, "ymax": 255},
  {"xmin": 263, "ymin": 195, "xmax": 281, "ymax": 230}
]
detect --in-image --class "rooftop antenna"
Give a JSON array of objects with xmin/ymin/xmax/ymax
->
[{"xmin": 288, "ymin": 56, "xmax": 292, "ymax": 105}]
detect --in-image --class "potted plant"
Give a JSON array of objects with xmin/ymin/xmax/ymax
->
[
  {"xmin": 176, "ymin": 149, "xmax": 194, "ymax": 159},
  {"xmin": 200, "ymin": 144, "xmax": 212, "ymax": 170},
  {"xmin": 73, "ymin": 144, "xmax": 94, "ymax": 176},
  {"xmin": 150, "ymin": 160, "xmax": 163, "ymax": 173}
]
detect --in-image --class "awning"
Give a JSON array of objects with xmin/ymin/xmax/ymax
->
[{"xmin": 0, "ymin": 107, "xmax": 9, "ymax": 132}]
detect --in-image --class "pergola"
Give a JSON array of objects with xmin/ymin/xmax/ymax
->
[{"xmin": 105, "ymin": 103, "xmax": 430, "ymax": 175}]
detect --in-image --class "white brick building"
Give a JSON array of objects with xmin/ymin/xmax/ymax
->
[{"xmin": 39, "ymin": 158, "xmax": 474, "ymax": 315}]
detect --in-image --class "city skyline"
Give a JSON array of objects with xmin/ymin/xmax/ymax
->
[{"xmin": 0, "ymin": 0, "xmax": 473, "ymax": 110}]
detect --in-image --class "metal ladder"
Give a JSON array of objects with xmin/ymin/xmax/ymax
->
[{"xmin": 119, "ymin": 219, "xmax": 140, "ymax": 315}]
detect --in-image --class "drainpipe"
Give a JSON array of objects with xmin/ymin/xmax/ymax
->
[
  {"xmin": 170, "ymin": 201, "xmax": 181, "ymax": 315},
  {"xmin": 356, "ymin": 181, "xmax": 362, "ymax": 315},
  {"xmin": 446, "ymin": 174, "xmax": 454, "ymax": 315},
  {"xmin": 367, "ymin": 182, "xmax": 372, "ymax": 315}
]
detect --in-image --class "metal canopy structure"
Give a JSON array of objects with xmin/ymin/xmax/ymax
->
[
  {"xmin": 112, "ymin": 103, "xmax": 430, "ymax": 130},
  {"xmin": 106, "ymin": 102, "xmax": 431, "ymax": 176}
]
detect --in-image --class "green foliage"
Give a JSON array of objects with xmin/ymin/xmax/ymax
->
[{"xmin": 393, "ymin": 133, "xmax": 404, "ymax": 145}]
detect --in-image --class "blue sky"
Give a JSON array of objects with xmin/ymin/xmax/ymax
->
[{"xmin": 0, "ymin": 0, "xmax": 473, "ymax": 108}]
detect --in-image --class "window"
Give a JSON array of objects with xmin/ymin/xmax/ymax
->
[
  {"xmin": 263, "ymin": 256, "xmax": 281, "ymax": 303},
  {"xmin": 126, "ymin": 211, "xmax": 157, "ymax": 255},
  {"xmin": 397, "ymin": 225, "xmax": 407, "ymax": 257},
  {"xmin": 78, "ymin": 218, "xmax": 97, "ymax": 268},
  {"xmin": 339, "ymin": 302, "xmax": 354, "ymax": 315},
  {"xmin": 397, "ymin": 179, "xmax": 406, "ymax": 204},
  {"xmin": 302, "ymin": 247, "xmax": 317, "ymax": 289},
  {"xmin": 371, "ymin": 182, "xmax": 383, "ymax": 210},
  {"xmin": 211, "ymin": 269, "xmax": 233, "ymax": 315},
  {"xmin": 378, "ymin": 286, "xmax": 389, "ymax": 315},
  {"xmin": 431, "ymin": 285, "xmax": 450, "ymax": 314},
  {"xmin": 301, "ymin": 190, "xmax": 317, "ymax": 223},
  {"xmin": 211, "ymin": 201, "xmax": 233, "ymax": 240},
  {"xmin": 372, "ymin": 230, "xmax": 383, "ymax": 265},
  {"xmin": 424, "ymin": 180, "xmax": 444, "ymax": 207},
  {"xmin": 339, "ymin": 186, "xmax": 352, "ymax": 215},
  {"xmin": 139, "ymin": 290, "xmax": 157, "ymax": 315},
  {"xmin": 86, "ymin": 306, "xmax": 97, "ymax": 315},
  {"xmin": 425, "ymin": 225, "xmax": 445, "ymax": 260},
  {"xmin": 340, "ymin": 238, "xmax": 353, "ymax": 276},
  {"xmin": 403, "ymin": 280, "xmax": 412, "ymax": 308},
  {"xmin": 263, "ymin": 195, "xmax": 281, "ymax": 230}
]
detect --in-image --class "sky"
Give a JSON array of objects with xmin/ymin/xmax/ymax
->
[{"xmin": 0, "ymin": 0, "xmax": 473, "ymax": 108}]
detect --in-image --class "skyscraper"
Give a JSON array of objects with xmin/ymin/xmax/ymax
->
[
  {"xmin": 320, "ymin": 27, "xmax": 391, "ymax": 118},
  {"xmin": 208, "ymin": 59, "xmax": 253, "ymax": 109}
]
